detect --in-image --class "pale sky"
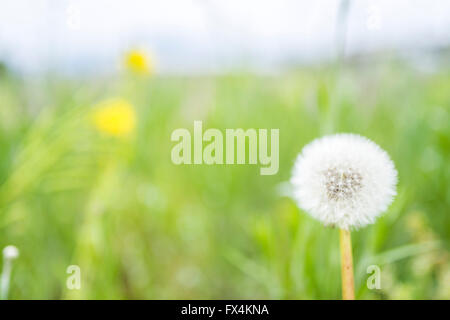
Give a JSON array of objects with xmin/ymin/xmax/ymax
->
[{"xmin": 0, "ymin": 0, "xmax": 449, "ymax": 73}]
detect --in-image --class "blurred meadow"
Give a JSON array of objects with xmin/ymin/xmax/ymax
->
[{"xmin": 0, "ymin": 0, "xmax": 449, "ymax": 300}]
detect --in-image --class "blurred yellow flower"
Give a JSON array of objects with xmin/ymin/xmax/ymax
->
[
  {"xmin": 124, "ymin": 49, "xmax": 153, "ymax": 75},
  {"xmin": 92, "ymin": 98, "xmax": 136, "ymax": 137}
]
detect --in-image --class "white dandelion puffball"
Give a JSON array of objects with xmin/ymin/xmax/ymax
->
[
  {"xmin": 3, "ymin": 245, "xmax": 19, "ymax": 260},
  {"xmin": 291, "ymin": 133, "xmax": 397, "ymax": 230}
]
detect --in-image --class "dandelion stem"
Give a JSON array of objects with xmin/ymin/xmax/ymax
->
[
  {"xmin": 339, "ymin": 228, "xmax": 355, "ymax": 300},
  {"xmin": 0, "ymin": 260, "xmax": 12, "ymax": 300}
]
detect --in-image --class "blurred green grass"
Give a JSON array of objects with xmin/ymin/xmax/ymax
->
[{"xmin": 0, "ymin": 60, "xmax": 449, "ymax": 299}]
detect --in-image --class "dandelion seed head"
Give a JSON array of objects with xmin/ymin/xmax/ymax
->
[
  {"xmin": 291, "ymin": 133, "xmax": 397, "ymax": 230},
  {"xmin": 3, "ymin": 245, "xmax": 19, "ymax": 260}
]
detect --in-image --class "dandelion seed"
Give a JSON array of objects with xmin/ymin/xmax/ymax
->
[
  {"xmin": 124, "ymin": 49, "xmax": 153, "ymax": 75},
  {"xmin": 92, "ymin": 98, "xmax": 136, "ymax": 137}
]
